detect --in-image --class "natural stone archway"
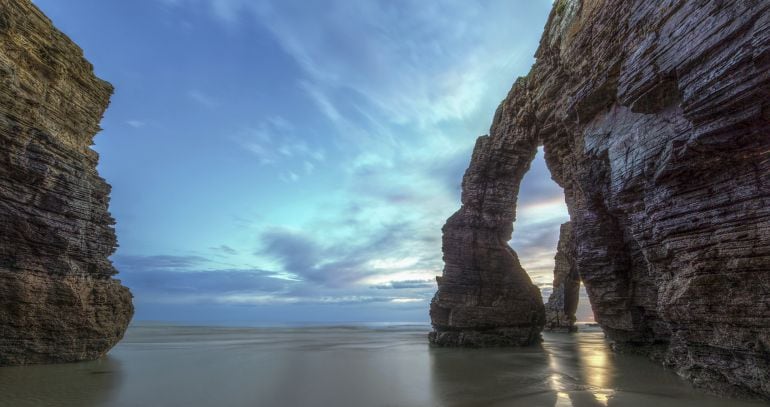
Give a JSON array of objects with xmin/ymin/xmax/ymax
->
[
  {"xmin": 431, "ymin": 0, "xmax": 770, "ymax": 399},
  {"xmin": 428, "ymin": 102, "xmax": 545, "ymax": 347}
]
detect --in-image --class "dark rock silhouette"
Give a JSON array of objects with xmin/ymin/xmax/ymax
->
[
  {"xmin": 428, "ymin": 121, "xmax": 546, "ymax": 346},
  {"xmin": 544, "ymin": 222, "xmax": 579, "ymax": 332},
  {"xmin": 0, "ymin": 0, "xmax": 132, "ymax": 365},
  {"xmin": 431, "ymin": 0, "xmax": 770, "ymax": 399}
]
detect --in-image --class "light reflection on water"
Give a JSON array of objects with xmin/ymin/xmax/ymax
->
[
  {"xmin": 544, "ymin": 328, "xmax": 613, "ymax": 407},
  {"xmin": 0, "ymin": 324, "xmax": 764, "ymax": 407}
]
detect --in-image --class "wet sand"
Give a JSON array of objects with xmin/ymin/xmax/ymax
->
[{"xmin": 0, "ymin": 323, "xmax": 764, "ymax": 407}]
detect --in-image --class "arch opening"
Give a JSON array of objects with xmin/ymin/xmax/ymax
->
[{"xmin": 509, "ymin": 147, "xmax": 594, "ymax": 332}]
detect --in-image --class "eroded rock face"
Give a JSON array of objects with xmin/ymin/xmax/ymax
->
[
  {"xmin": 428, "ymin": 93, "xmax": 546, "ymax": 346},
  {"xmin": 0, "ymin": 0, "xmax": 133, "ymax": 365},
  {"xmin": 544, "ymin": 222, "xmax": 579, "ymax": 332},
  {"xmin": 431, "ymin": 0, "xmax": 770, "ymax": 398}
]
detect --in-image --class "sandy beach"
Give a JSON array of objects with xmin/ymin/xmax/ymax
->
[{"xmin": 0, "ymin": 323, "xmax": 764, "ymax": 407}]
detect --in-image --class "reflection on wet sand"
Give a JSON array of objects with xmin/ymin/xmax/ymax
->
[
  {"xmin": 0, "ymin": 356, "xmax": 122, "ymax": 407},
  {"xmin": 0, "ymin": 324, "xmax": 765, "ymax": 406},
  {"xmin": 545, "ymin": 329, "xmax": 613, "ymax": 407},
  {"xmin": 429, "ymin": 342, "xmax": 556, "ymax": 406},
  {"xmin": 430, "ymin": 327, "xmax": 765, "ymax": 407},
  {"xmin": 429, "ymin": 330, "xmax": 620, "ymax": 407}
]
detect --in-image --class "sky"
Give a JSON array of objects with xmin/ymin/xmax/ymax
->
[{"xmin": 33, "ymin": 0, "xmax": 591, "ymax": 324}]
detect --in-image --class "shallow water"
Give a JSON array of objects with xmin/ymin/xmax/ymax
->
[{"xmin": 0, "ymin": 323, "xmax": 763, "ymax": 407}]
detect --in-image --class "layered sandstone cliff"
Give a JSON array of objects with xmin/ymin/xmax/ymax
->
[
  {"xmin": 431, "ymin": 0, "xmax": 770, "ymax": 399},
  {"xmin": 0, "ymin": 0, "xmax": 132, "ymax": 364},
  {"xmin": 544, "ymin": 222, "xmax": 579, "ymax": 331}
]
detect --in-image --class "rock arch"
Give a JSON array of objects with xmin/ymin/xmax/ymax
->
[
  {"xmin": 430, "ymin": 0, "xmax": 770, "ymax": 399},
  {"xmin": 429, "ymin": 94, "xmax": 544, "ymax": 347}
]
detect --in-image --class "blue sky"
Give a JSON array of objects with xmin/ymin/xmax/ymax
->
[{"xmin": 33, "ymin": 0, "xmax": 590, "ymax": 323}]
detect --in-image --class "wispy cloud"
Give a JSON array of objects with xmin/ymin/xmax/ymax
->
[
  {"xmin": 115, "ymin": 0, "xmax": 559, "ymax": 320},
  {"xmin": 257, "ymin": 221, "xmax": 437, "ymax": 290},
  {"xmin": 115, "ymin": 254, "xmax": 210, "ymax": 270},
  {"xmin": 116, "ymin": 250, "xmax": 436, "ymax": 308},
  {"xmin": 233, "ymin": 116, "xmax": 326, "ymax": 180},
  {"xmin": 210, "ymin": 245, "xmax": 238, "ymax": 256},
  {"xmin": 245, "ymin": 1, "xmax": 527, "ymax": 134},
  {"xmin": 187, "ymin": 89, "xmax": 218, "ymax": 108},
  {"xmin": 371, "ymin": 279, "xmax": 435, "ymax": 290},
  {"xmin": 167, "ymin": 0, "xmax": 547, "ymax": 147}
]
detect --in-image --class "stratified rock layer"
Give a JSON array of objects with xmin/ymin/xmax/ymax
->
[
  {"xmin": 431, "ymin": 0, "xmax": 770, "ymax": 399},
  {"xmin": 544, "ymin": 222, "xmax": 578, "ymax": 331},
  {"xmin": 428, "ymin": 101, "xmax": 546, "ymax": 346},
  {"xmin": 430, "ymin": 79, "xmax": 545, "ymax": 346},
  {"xmin": 0, "ymin": 0, "xmax": 132, "ymax": 365}
]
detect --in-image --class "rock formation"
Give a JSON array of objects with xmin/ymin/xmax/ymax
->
[
  {"xmin": 431, "ymin": 0, "xmax": 770, "ymax": 399},
  {"xmin": 544, "ymin": 222, "xmax": 579, "ymax": 331},
  {"xmin": 428, "ymin": 116, "xmax": 546, "ymax": 346},
  {"xmin": 0, "ymin": 0, "xmax": 132, "ymax": 365}
]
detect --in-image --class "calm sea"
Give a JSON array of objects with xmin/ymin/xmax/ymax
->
[{"xmin": 0, "ymin": 323, "xmax": 763, "ymax": 407}]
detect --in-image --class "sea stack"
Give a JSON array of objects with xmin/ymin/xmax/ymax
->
[
  {"xmin": 0, "ymin": 0, "xmax": 132, "ymax": 364},
  {"xmin": 544, "ymin": 222, "xmax": 579, "ymax": 332},
  {"xmin": 430, "ymin": 0, "xmax": 770, "ymax": 399}
]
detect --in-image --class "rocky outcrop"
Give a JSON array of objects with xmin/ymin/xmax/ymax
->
[
  {"xmin": 0, "ymin": 0, "xmax": 132, "ymax": 364},
  {"xmin": 428, "ymin": 101, "xmax": 546, "ymax": 346},
  {"xmin": 431, "ymin": 0, "xmax": 770, "ymax": 399},
  {"xmin": 544, "ymin": 222, "xmax": 578, "ymax": 331}
]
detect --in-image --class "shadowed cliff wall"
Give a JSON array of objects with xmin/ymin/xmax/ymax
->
[
  {"xmin": 431, "ymin": 0, "xmax": 770, "ymax": 399},
  {"xmin": 0, "ymin": 0, "xmax": 133, "ymax": 365}
]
